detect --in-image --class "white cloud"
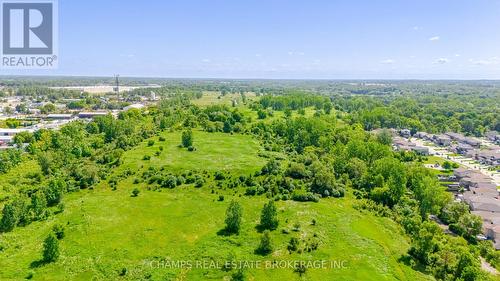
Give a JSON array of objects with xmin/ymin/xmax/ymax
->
[
  {"xmin": 255, "ymin": 54, "xmax": 262, "ymax": 57},
  {"xmin": 413, "ymin": 26, "xmax": 420, "ymax": 31},
  {"xmin": 201, "ymin": 59, "xmax": 211, "ymax": 63},
  {"xmin": 469, "ymin": 57, "xmax": 499, "ymax": 65},
  {"xmin": 434, "ymin": 58, "xmax": 449, "ymax": 64},
  {"xmin": 288, "ymin": 51, "xmax": 305, "ymax": 56},
  {"xmin": 429, "ymin": 36, "xmax": 440, "ymax": 41},
  {"xmin": 455, "ymin": 54, "xmax": 460, "ymax": 57},
  {"xmin": 381, "ymin": 59, "xmax": 395, "ymax": 64}
]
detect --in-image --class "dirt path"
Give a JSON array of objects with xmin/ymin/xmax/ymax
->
[{"xmin": 481, "ymin": 257, "xmax": 498, "ymax": 275}]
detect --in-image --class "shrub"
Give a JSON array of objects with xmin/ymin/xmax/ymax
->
[
  {"xmin": 231, "ymin": 269, "xmax": 245, "ymax": 281},
  {"xmin": 245, "ymin": 186, "xmax": 257, "ymax": 196},
  {"xmin": 55, "ymin": 203, "xmax": 65, "ymax": 214},
  {"xmin": 294, "ymin": 264, "xmax": 307, "ymax": 276},
  {"xmin": 162, "ymin": 175, "xmax": 178, "ymax": 188},
  {"xmin": 214, "ymin": 171, "xmax": 226, "ymax": 180},
  {"xmin": 256, "ymin": 186, "xmax": 265, "ymax": 195},
  {"xmin": 256, "ymin": 230, "xmax": 273, "ymax": 255},
  {"xmin": 52, "ymin": 224, "xmax": 65, "ymax": 239},
  {"xmin": 218, "ymin": 195, "xmax": 225, "ymax": 201},
  {"xmin": 147, "ymin": 140, "xmax": 155, "ymax": 147},
  {"xmin": 181, "ymin": 130, "xmax": 193, "ymax": 147},
  {"xmin": 143, "ymin": 155, "xmax": 151, "ymax": 161},
  {"xmin": 187, "ymin": 146, "xmax": 196, "ymax": 152},
  {"xmin": 292, "ymin": 192, "xmax": 319, "ymax": 203},
  {"xmin": 286, "ymin": 163, "xmax": 308, "ymax": 179},
  {"xmin": 119, "ymin": 268, "xmax": 127, "ymax": 276},
  {"xmin": 176, "ymin": 176, "xmax": 185, "ymax": 185},
  {"xmin": 292, "ymin": 222, "xmax": 301, "ymax": 232},
  {"xmin": 287, "ymin": 237, "xmax": 300, "ymax": 252},
  {"xmin": 194, "ymin": 176, "xmax": 205, "ymax": 188},
  {"xmin": 257, "ymin": 109, "xmax": 267, "ymax": 119},
  {"xmin": 131, "ymin": 188, "xmax": 140, "ymax": 197},
  {"xmin": 159, "ymin": 136, "xmax": 166, "ymax": 141},
  {"xmin": 261, "ymin": 158, "xmax": 281, "ymax": 175},
  {"xmin": 42, "ymin": 233, "xmax": 59, "ymax": 262}
]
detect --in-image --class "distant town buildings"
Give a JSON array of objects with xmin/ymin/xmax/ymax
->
[
  {"xmin": 0, "ymin": 128, "xmax": 35, "ymax": 145},
  {"xmin": 123, "ymin": 104, "xmax": 145, "ymax": 111},
  {"xmin": 47, "ymin": 114, "xmax": 74, "ymax": 120},
  {"xmin": 78, "ymin": 112, "xmax": 109, "ymax": 119}
]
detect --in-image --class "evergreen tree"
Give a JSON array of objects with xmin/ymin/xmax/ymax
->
[
  {"xmin": 181, "ymin": 130, "xmax": 193, "ymax": 147},
  {"xmin": 225, "ymin": 200, "xmax": 242, "ymax": 234},
  {"xmin": 0, "ymin": 202, "xmax": 19, "ymax": 232},
  {"xmin": 260, "ymin": 201, "xmax": 278, "ymax": 230},
  {"xmin": 43, "ymin": 233, "xmax": 60, "ymax": 262}
]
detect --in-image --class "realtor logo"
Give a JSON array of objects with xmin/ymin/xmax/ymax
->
[{"xmin": 1, "ymin": 0, "xmax": 58, "ymax": 68}]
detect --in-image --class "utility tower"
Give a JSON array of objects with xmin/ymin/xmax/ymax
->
[{"xmin": 114, "ymin": 74, "xmax": 120, "ymax": 99}]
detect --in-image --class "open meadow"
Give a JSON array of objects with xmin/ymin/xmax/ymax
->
[{"xmin": 0, "ymin": 130, "xmax": 432, "ymax": 281}]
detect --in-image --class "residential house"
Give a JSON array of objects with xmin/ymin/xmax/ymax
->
[
  {"xmin": 399, "ymin": 129, "xmax": 411, "ymax": 138},
  {"xmin": 411, "ymin": 146, "xmax": 429, "ymax": 155},
  {"xmin": 434, "ymin": 134, "xmax": 451, "ymax": 146}
]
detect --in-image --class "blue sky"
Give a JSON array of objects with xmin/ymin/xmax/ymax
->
[{"xmin": 2, "ymin": 0, "xmax": 500, "ymax": 79}]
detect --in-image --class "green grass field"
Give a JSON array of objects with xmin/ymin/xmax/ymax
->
[
  {"xmin": 0, "ymin": 184, "xmax": 431, "ymax": 281},
  {"xmin": 118, "ymin": 131, "xmax": 266, "ymax": 175},
  {"xmin": 0, "ymin": 130, "xmax": 435, "ymax": 281},
  {"xmin": 191, "ymin": 92, "xmax": 258, "ymax": 107}
]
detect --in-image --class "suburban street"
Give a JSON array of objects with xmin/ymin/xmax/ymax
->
[{"xmin": 411, "ymin": 138, "xmax": 500, "ymax": 187}]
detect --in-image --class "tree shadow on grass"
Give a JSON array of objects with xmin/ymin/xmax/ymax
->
[
  {"xmin": 398, "ymin": 254, "xmax": 430, "ymax": 275},
  {"xmin": 397, "ymin": 254, "xmax": 412, "ymax": 266},
  {"xmin": 254, "ymin": 247, "xmax": 271, "ymax": 256},
  {"xmin": 30, "ymin": 259, "xmax": 48, "ymax": 269},
  {"xmin": 217, "ymin": 228, "xmax": 236, "ymax": 236},
  {"xmin": 255, "ymin": 224, "xmax": 275, "ymax": 233}
]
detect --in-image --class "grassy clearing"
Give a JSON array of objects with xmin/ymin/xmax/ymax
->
[
  {"xmin": 0, "ymin": 184, "xmax": 431, "ymax": 281},
  {"xmin": 0, "ymin": 131, "xmax": 433, "ymax": 281},
  {"xmin": 191, "ymin": 92, "xmax": 257, "ymax": 107},
  {"xmin": 118, "ymin": 130, "xmax": 266, "ymax": 175},
  {"xmin": 423, "ymin": 156, "xmax": 447, "ymax": 166}
]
